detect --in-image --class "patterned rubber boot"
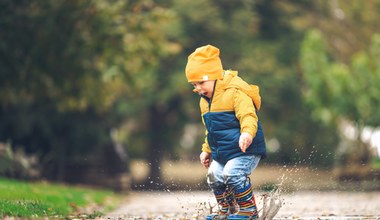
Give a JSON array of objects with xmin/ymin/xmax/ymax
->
[
  {"xmin": 224, "ymin": 187, "xmax": 239, "ymax": 215},
  {"xmin": 206, "ymin": 190, "xmax": 229, "ymax": 220},
  {"xmin": 228, "ymin": 183, "xmax": 258, "ymax": 220}
]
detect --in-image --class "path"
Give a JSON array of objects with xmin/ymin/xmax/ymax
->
[{"xmin": 106, "ymin": 190, "xmax": 380, "ymax": 219}]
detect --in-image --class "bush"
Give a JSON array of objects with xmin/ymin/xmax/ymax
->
[{"xmin": 0, "ymin": 142, "xmax": 40, "ymax": 179}]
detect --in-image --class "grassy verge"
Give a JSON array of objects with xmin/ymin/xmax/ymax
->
[
  {"xmin": 372, "ymin": 158, "xmax": 380, "ymax": 169},
  {"xmin": 0, "ymin": 177, "xmax": 121, "ymax": 219}
]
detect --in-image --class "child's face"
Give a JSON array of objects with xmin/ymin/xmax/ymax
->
[{"xmin": 191, "ymin": 80, "xmax": 215, "ymax": 99}]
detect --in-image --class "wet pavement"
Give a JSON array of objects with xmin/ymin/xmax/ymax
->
[{"xmin": 105, "ymin": 190, "xmax": 380, "ymax": 219}]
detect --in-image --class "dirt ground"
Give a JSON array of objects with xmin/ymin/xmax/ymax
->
[{"xmin": 105, "ymin": 190, "xmax": 380, "ymax": 219}]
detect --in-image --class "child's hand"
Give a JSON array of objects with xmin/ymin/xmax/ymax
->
[
  {"xmin": 239, "ymin": 132, "xmax": 253, "ymax": 153},
  {"xmin": 199, "ymin": 152, "xmax": 211, "ymax": 168}
]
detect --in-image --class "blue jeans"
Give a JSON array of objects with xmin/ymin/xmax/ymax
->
[{"xmin": 207, "ymin": 155, "xmax": 261, "ymax": 192}]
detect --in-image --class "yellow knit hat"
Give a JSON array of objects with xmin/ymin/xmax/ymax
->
[{"xmin": 185, "ymin": 45, "xmax": 223, "ymax": 82}]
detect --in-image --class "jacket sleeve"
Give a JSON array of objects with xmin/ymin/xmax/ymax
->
[
  {"xmin": 233, "ymin": 89, "xmax": 259, "ymax": 138},
  {"xmin": 201, "ymin": 116, "xmax": 212, "ymax": 153},
  {"xmin": 201, "ymin": 135, "xmax": 211, "ymax": 153}
]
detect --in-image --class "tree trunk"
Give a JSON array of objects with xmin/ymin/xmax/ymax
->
[
  {"xmin": 56, "ymin": 141, "xmax": 66, "ymax": 182},
  {"xmin": 146, "ymin": 104, "xmax": 165, "ymax": 189}
]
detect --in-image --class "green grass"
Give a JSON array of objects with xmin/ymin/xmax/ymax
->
[
  {"xmin": 372, "ymin": 158, "xmax": 380, "ymax": 170},
  {"xmin": 0, "ymin": 178, "xmax": 121, "ymax": 218}
]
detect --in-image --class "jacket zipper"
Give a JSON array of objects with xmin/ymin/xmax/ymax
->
[{"xmin": 201, "ymin": 81, "xmax": 218, "ymax": 159}]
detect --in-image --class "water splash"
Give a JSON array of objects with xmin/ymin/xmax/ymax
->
[
  {"xmin": 258, "ymin": 175, "xmax": 285, "ymax": 220},
  {"xmin": 193, "ymin": 178, "xmax": 285, "ymax": 220}
]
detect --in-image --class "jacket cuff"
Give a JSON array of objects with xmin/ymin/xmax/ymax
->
[{"xmin": 201, "ymin": 143, "xmax": 212, "ymax": 153}]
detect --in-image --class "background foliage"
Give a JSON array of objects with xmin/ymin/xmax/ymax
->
[{"xmin": 0, "ymin": 0, "xmax": 379, "ymax": 188}]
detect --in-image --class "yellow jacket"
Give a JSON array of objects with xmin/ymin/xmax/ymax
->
[{"xmin": 197, "ymin": 70, "xmax": 266, "ymax": 162}]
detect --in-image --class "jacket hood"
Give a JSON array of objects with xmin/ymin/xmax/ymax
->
[{"xmin": 222, "ymin": 70, "xmax": 261, "ymax": 111}]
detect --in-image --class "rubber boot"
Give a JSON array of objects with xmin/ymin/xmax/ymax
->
[
  {"xmin": 206, "ymin": 190, "xmax": 228, "ymax": 220},
  {"xmin": 228, "ymin": 183, "xmax": 258, "ymax": 220},
  {"xmin": 224, "ymin": 186, "xmax": 239, "ymax": 215}
]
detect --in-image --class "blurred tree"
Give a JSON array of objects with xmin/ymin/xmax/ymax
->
[
  {"xmin": 301, "ymin": 30, "xmax": 380, "ymax": 166},
  {"xmin": 304, "ymin": 0, "xmax": 380, "ymax": 64},
  {"xmin": 299, "ymin": 0, "xmax": 380, "ymax": 168},
  {"xmin": 0, "ymin": 0, "xmax": 178, "ymax": 187},
  {"xmin": 99, "ymin": 0, "xmax": 184, "ymax": 188},
  {"xmin": 243, "ymin": 0, "xmax": 339, "ymax": 166},
  {"xmin": 0, "ymin": 0, "xmax": 115, "ymax": 181}
]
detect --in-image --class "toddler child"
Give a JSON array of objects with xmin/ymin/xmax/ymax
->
[{"xmin": 185, "ymin": 45, "xmax": 266, "ymax": 219}]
